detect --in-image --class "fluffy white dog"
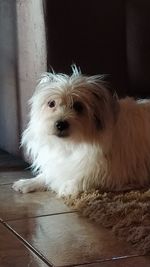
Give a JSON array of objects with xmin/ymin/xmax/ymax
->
[{"xmin": 13, "ymin": 66, "xmax": 150, "ymax": 196}]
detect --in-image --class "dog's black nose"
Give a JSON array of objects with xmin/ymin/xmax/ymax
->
[{"xmin": 55, "ymin": 120, "xmax": 69, "ymax": 131}]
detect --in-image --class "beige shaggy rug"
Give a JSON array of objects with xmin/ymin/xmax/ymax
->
[{"xmin": 65, "ymin": 189, "xmax": 150, "ymax": 253}]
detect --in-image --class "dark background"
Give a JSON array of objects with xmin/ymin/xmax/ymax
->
[{"xmin": 45, "ymin": 0, "xmax": 150, "ymax": 98}]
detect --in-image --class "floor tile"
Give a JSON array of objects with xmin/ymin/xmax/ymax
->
[
  {"xmin": 8, "ymin": 213, "xmax": 135, "ymax": 267},
  {"xmin": 78, "ymin": 256, "xmax": 150, "ymax": 267},
  {"xmin": 0, "ymin": 170, "xmax": 31, "ymax": 185},
  {"xmin": 0, "ymin": 222, "xmax": 49, "ymax": 267},
  {"xmin": 0, "ymin": 184, "xmax": 71, "ymax": 221}
]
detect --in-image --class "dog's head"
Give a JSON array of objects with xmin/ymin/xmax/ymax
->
[{"xmin": 30, "ymin": 66, "xmax": 119, "ymax": 143}]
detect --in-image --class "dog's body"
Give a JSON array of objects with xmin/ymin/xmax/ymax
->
[{"xmin": 13, "ymin": 67, "xmax": 150, "ymax": 196}]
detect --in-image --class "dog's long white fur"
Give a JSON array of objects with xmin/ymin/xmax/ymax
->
[{"xmin": 13, "ymin": 67, "xmax": 150, "ymax": 196}]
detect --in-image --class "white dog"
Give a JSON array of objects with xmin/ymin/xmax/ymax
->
[{"xmin": 13, "ymin": 66, "xmax": 150, "ymax": 196}]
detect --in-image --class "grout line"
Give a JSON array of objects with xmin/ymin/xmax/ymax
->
[
  {"xmin": 0, "ymin": 183, "xmax": 14, "ymax": 186},
  {"xmin": 5, "ymin": 210, "xmax": 77, "ymax": 222},
  {"xmin": 0, "ymin": 218, "xmax": 55, "ymax": 267}
]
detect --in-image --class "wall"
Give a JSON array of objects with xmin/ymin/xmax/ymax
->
[
  {"xmin": 0, "ymin": 0, "xmax": 46, "ymax": 155},
  {"xmin": 0, "ymin": 1, "xmax": 19, "ymax": 154},
  {"xmin": 16, "ymin": 0, "xmax": 47, "ymax": 132}
]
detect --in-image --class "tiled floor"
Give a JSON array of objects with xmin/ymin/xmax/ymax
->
[{"xmin": 0, "ymin": 169, "xmax": 150, "ymax": 266}]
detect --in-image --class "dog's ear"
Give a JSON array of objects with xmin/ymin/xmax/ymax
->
[
  {"xmin": 94, "ymin": 114, "xmax": 104, "ymax": 130},
  {"xmin": 92, "ymin": 92, "xmax": 107, "ymax": 130},
  {"xmin": 92, "ymin": 88, "xmax": 119, "ymax": 130}
]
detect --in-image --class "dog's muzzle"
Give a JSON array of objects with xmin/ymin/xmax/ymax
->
[{"xmin": 55, "ymin": 120, "xmax": 70, "ymax": 137}]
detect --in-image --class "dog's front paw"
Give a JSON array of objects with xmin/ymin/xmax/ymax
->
[
  {"xmin": 58, "ymin": 181, "xmax": 79, "ymax": 197},
  {"xmin": 12, "ymin": 179, "xmax": 35, "ymax": 193},
  {"xmin": 12, "ymin": 175, "xmax": 46, "ymax": 193}
]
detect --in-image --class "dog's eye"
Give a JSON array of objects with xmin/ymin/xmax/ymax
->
[
  {"xmin": 73, "ymin": 101, "xmax": 83, "ymax": 114},
  {"xmin": 48, "ymin": 100, "xmax": 56, "ymax": 108}
]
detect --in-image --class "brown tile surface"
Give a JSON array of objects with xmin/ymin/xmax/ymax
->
[
  {"xmin": 78, "ymin": 256, "xmax": 150, "ymax": 267},
  {"xmin": 0, "ymin": 170, "xmax": 31, "ymax": 185},
  {"xmin": 0, "ymin": 222, "xmax": 49, "ymax": 267},
  {"xmin": 0, "ymin": 169, "xmax": 148, "ymax": 267},
  {"xmin": 0, "ymin": 184, "xmax": 71, "ymax": 221},
  {"xmin": 8, "ymin": 213, "xmax": 135, "ymax": 267}
]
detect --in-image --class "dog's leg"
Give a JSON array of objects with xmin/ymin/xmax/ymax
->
[{"xmin": 12, "ymin": 175, "xmax": 46, "ymax": 193}]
